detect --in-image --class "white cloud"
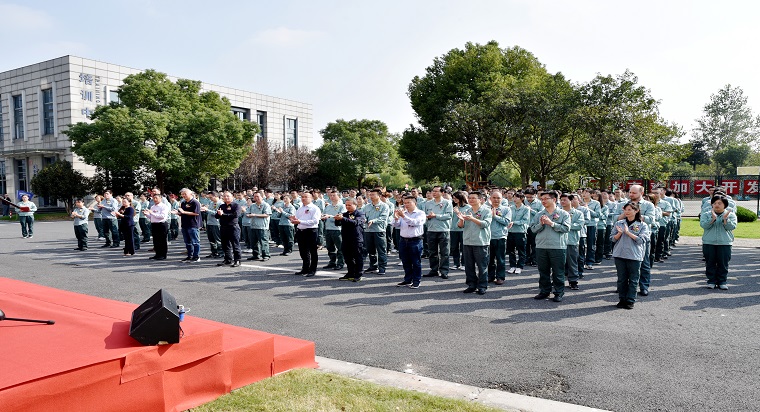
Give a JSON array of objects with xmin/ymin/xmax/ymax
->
[{"xmin": 249, "ymin": 27, "xmax": 324, "ymax": 47}]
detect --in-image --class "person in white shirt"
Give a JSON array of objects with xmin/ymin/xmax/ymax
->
[
  {"xmin": 393, "ymin": 196, "xmax": 427, "ymax": 289},
  {"xmin": 144, "ymin": 192, "xmax": 170, "ymax": 260},
  {"xmin": 290, "ymin": 192, "xmax": 322, "ymax": 277}
]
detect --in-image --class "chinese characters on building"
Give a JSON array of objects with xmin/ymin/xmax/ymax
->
[{"xmin": 79, "ymin": 72, "xmax": 101, "ymax": 119}]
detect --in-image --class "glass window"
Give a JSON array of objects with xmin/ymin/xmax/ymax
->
[
  {"xmin": 0, "ymin": 95, "xmax": 4, "ymax": 141},
  {"xmin": 13, "ymin": 95, "xmax": 24, "ymax": 139},
  {"xmin": 109, "ymin": 90, "xmax": 121, "ymax": 104},
  {"xmin": 231, "ymin": 107, "xmax": 249, "ymax": 121},
  {"xmin": 255, "ymin": 111, "xmax": 266, "ymax": 141},
  {"xmin": 0, "ymin": 160, "xmax": 6, "ymax": 196},
  {"xmin": 42, "ymin": 89, "xmax": 54, "ymax": 135},
  {"xmin": 285, "ymin": 118, "xmax": 297, "ymax": 147},
  {"xmin": 16, "ymin": 159, "xmax": 27, "ymax": 192}
]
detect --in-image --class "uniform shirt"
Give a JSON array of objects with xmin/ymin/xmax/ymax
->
[
  {"xmin": 170, "ymin": 200, "xmax": 180, "ymax": 221},
  {"xmin": 700, "ymin": 210, "xmax": 737, "ymax": 245},
  {"xmin": 566, "ymin": 208, "xmax": 584, "ymax": 246},
  {"xmin": 313, "ymin": 197, "xmax": 326, "ymax": 213},
  {"xmin": 323, "ymin": 201, "xmax": 347, "ymax": 231},
  {"xmin": 149, "ymin": 202, "xmax": 169, "ymax": 223},
  {"xmin": 72, "ymin": 206, "xmax": 90, "ymax": 226},
  {"xmin": 234, "ymin": 198, "xmax": 247, "ymax": 217},
  {"xmin": 611, "ymin": 219, "xmax": 650, "ymax": 261},
  {"xmin": 248, "ymin": 202, "xmax": 272, "ymax": 229},
  {"xmin": 585, "ymin": 199, "xmax": 601, "ymax": 227},
  {"xmin": 489, "ymin": 204, "xmax": 512, "ymax": 240},
  {"xmin": 658, "ymin": 199, "xmax": 673, "ymax": 226},
  {"xmin": 462, "ymin": 206, "xmax": 492, "ymax": 246},
  {"xmin": 295, "ymin": 203, "xmax": 321, "ymax": 229},
  {"xmin": 15, "ymin": 200, "xmax": 37, "ymax": 216},
  {"xmin": 205, "ymin": 200, "xmax": 222, "ymax": 226},
  {"xmin": 525, "ymin": 198, "xmax": 544, "ymax": 214},
  {"xmin": 450, "ymin": 204, "xmax": 471, "ymax": 232},
  {"xmin": 130, "ymin": 200, "xmax": 142, "ymax": 223},
  {"xmin": 530, "ymin": 208, "xmax": 571, "ymax": 250},
  {"xmin": 509, "ymin": 204, "xmax": 531, "ymax": 234},
  {"xmin": 362, "ymin": 200, "xmax": 390, "ymax": 233},
  {"xmin": 423, "ymin": 198, "xmax": 453, "ymax": 232},
  {"xmin": 392, "ymin": 208, "xmax": 426, "ymax": 238},
  {"xmin": 576, "ymin": 205, "xmax": 590, "ymax": 238},
  {"xmin": 278, "ymin": 204, "xmax": 296, "ymax": 226},
  {"xmin": 139, "ymin": 200, "xmax": 149, "ymax": 219},
  {"xmin": 100, "ymin": 198, "xmax": 119, "ymax": 219}
]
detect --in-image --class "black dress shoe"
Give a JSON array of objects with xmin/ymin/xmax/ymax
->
[
  {"xmin": 569, "ymin": 282, "xmax": 579, "ymax": 290},
  {"xmin": 463, "ymin": 287, "xmax": 476, "ymax": 293},
  {"xmin": 638, "ymin": 290, "xmax": 649, "ymax": 296},
  {"xmin": 231, "ymin": 261, "xmax": 241, "ymax": 267},
  {"xmin": 304, "ymin": 272, "xmax": 316, "ymax": 277},
  {"xmin": 623, "ymin": 302, "xmax": 635, "ymax": 309},
  {"xmin": 423, "ymin": 272, "xmax": 438, "ymax": 277},
  {"xmin": 476, "ymin": 289, "xmax": 486, "ymax": 295},
  {"xmin": 181, "ymin": 257, "xmax": 192, "ymax": 262},
  {"xmin": 552, "ymin": 295, "xmax": 563, "ymax": 302},
  {"xmin": 397, "ymin": 281, "xmax": 412, "ymax": 287},
  {"xmin": 323, "ymin": 264, "xmax": 336, "ymax": 269},
  {"xmin": 533, "ymin": 293, "xmax": 550, "ymax": 300},
  {"xmin": 155, "ymin": 256, "xmax": 166, "ymax": 260},
  {"xmin": 294, "ymin": 271, "xmax": 305, "ymax": 275},
  {"xmin": 440, "ymin": 274, "xmax": 449, "ymax": 279},
  {"xmin": 148, "ymin": 256, "xmax": 157, "ymax": 260},
  {"xmin": 247, "ymin": 257, "xmax": 257, "ymax": 261},
  {"xmin": 217, "ymin": 261, "xmax": 231, "ymax": 266},
  {"xmin": 616, "ymin": 300, "xmax": 626, "ymax": 308}
]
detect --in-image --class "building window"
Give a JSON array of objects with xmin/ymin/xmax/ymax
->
[
  {"xmin": 109, "ymin": 91, "xmax": 121, "ymax": 104},
  {"xmin": 16, "ymin": 159, "xmax": 27, "ymax": 192},
  {"xmin": 231, "ymin": 107, "xmax": 249, "ymax": 121},
  {"xmin": 285, "ymin": 118, "xmax": 297, "ymax": 148},
  {"xmin": 0, "ymin": 161, "xmax": 6, "ymax": 196},
  {"xmin": 13, "ymin": 95, "xmax": 24, "ymax": 140},
  {"xmin": 42, "ymin": 89, "xmax": 55, "ymax": 135},
  {"xmin": 255, "ymin": 111, "xmax": 266, "ymax": 142},
  {"xmin": 0, "ymin": 95, "xmax": 4, "ymax": 142}
]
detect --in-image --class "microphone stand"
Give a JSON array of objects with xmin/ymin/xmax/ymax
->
[{"xmin": 0, "ymin": 309, "xmax": 55, "ymax": 325}]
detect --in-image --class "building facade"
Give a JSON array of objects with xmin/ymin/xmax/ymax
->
[{"xmin": 0, "ymin": 55, "xmax": 313, "ymax": 206}]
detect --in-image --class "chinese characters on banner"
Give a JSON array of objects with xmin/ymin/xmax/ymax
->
[
  {"xmin": 79, "ymin": 72, "xmax": 102, "ymax": 119},
  {"xmin": 722, "ymin": 179, "xmax": 740, "ymax": 195},
  {"xmin": 626, "ymin": 180, "xmax": 642, "ymax": 190},
  {"xmin": 669, "ymin": 179, "xmax": 689, "ymax": 195},
  {"xmin": 744, "ymin": 180, "xmax": 759, "ymax": 195},
  {"xmin": 694, "ymin": 180, "xmax": 714, "ymax": 195}
]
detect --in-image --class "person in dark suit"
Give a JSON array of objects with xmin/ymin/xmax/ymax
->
[
  {"xmin": 334, "ymin": 198, "xmax": 366, "ymax": 282},
  {"xmin": 116, "ymin": 198, "xmax": 136, "ymax": 256},
  {"xmin": 217, "ymin": 191, "xmax": 242, "ymax": 267}
]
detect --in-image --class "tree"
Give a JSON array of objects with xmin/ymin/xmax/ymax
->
[
  {"xmin": 401, "ymin": 41, "xmax": 548, "ymax": 182},
  {"xmin": 316, "ymin": 119, "xmax": 398, "ymax": 188},
  {"xmin": 31, "ymin": 160, "xmax": 90, "ymax": 212},
  {"xmin": 713, "ymin": 144, "xmax": 752, "ymax": 174},
  {"xmin": 684, "ymin": 140, "xmax": 711, "ymax": 171},
  {"xmin": 573, "ymin": 71, "xmax": 682, "ymax": 189},
  {"xmin": 692, "ymin": 84, "xmax": 760, "ymax": 156},
  {"xmin": 64, "ymin": 70, "xmax": 258, "ymax": 191}
]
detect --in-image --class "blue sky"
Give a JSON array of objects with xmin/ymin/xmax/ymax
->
[{"xmin": 2, "ymin": 0, "xmax": 758, "ymax": 143}]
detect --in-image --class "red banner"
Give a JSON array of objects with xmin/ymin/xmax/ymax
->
[
  {"xmin": 668, "ymin": 180, "xmax": 689, "ymax": 195},
  {"xmin": 722, "ymin": 179, "xmax": 740, "ymax": 195},
  {"xmin": 744, "ymin": 180, "xmax": 759, "ymax": 195},
  {"xmin": 694, "ymin": 180, "xmax": 714, "ymax": 195}
]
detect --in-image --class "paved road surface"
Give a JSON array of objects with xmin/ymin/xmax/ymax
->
[{"xmin": 1, "ymin": 221, "xmax": 758, "ymax": 411}]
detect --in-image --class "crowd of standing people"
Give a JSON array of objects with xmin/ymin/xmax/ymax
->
[{"xmin": 6, "ymin": 182, "xmax": 741, "ymax": 310}]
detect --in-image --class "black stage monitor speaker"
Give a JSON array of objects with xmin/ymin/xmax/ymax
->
[{"xmin": 129, "ymin": 289, "xmax": 180, "ymax": 345}]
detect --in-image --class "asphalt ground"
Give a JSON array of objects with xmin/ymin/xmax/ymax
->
[{"xmin": 1, "ymin": 220, "xmax": 759, "ymax": 412}]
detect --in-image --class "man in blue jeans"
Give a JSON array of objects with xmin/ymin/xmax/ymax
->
[{"xmin": 175, "ymin": 188, "xmax": 202, "ymax": 262}]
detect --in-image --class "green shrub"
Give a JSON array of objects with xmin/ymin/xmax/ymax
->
[{"xmin": 736, "ymin": 206, "xmax": 758, "ymax": 223}]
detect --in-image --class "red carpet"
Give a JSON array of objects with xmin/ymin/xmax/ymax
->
[{"xmin": 0, "ymin": 278, "xmax": 317, "ymax": 412}]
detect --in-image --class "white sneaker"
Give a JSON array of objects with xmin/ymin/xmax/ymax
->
[
  {"xmin": 243, "ymin": 249, "xmax": 253, "ymax": 253},
  {"xmin": 397, "ymin": 262, "xmax": 403, "ymax": 266},
  {"xmin": 514, "ymin": 268, "xmax": 522, "ymax": 274},
  {"xmin": 507, "ymin": 267, "xmax": 516, "ymax": 274},
  {"xmin": 706, "ymin": 283, "xmax": 716, "ymax": 289}
]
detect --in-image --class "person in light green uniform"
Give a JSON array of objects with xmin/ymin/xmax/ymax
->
[
  {"xmin": 321, "ymin": 190, "xmax": 346, "ymax": 269},
  {"xmin": 423, "ymin": 186, "xmax": 453, "ymax": 279},
  {"xmin": 700, "ymin": 195, "xmax": 737, "ymax": 290},
  {"xmin": 246, "ymin": 192, "xmax": 272, "ymax": 261},
  {"xmin": 530, "ymin": 191, "xmax": 571, "ymax": 302},
  {"xmin": 456, "ymin": 191, "xmax": 492, "ymax": 295}
]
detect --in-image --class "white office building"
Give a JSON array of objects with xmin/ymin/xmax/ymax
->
[{"xmin": 0, "ymin": 55, "xmax": 314, "ymax": 206}]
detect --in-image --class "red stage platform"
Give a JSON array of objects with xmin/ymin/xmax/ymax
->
[{"xmin": 0, "ymin": 278, "xmax": 317, "ymax": 412}]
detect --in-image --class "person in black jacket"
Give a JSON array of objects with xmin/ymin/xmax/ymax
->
[
  {"xmin": 217, "ymin": 191, "xmax": 242, "ymax": 267},
  {"xmin": 334, "ymin": 198, "xmax": 366, "ymax": 282},
  {"xmin": 116, "ymin": 198, "xmax": 136, "ymax": 256}
]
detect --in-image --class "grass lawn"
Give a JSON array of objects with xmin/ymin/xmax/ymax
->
[
  {"xmin": 679, "ymin": 218, "xmax": 760, "ymax": 239},
  {"xmin": 193, "ymin": 368, "xmax": 502, "ymax": 412}
]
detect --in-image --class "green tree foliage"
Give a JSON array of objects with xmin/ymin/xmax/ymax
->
[
  {"xmin": 692, "ymin": 84, "xmax": 760, "ymax": 156},
  {"xmin": 684, "ymin": 140, "xmax": 711, "ymax": 171},
  {"xmin": 573, "ymin": 71, "xmax": 682, "ymax": 189},
  {"xmin": 713, "ymin": 144, "xmax": 752, "ymax": 174},
  {"xmin": 30, "ymin": 160, "xmax": 90, "ymax": 212},
  {"xmin": 402, "ymin": 41, "xmax": 547, "ymax": 182},
  {"xmin": 64, "ymin": 70, "xmax": 258, "ymax": 192},
  {"xmin": 316, "ymin": 119, "xmax": 398, "ymax": 188}
]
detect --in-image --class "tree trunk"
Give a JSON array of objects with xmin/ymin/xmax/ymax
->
[{"xmin": 156, "ymin": 169, "xmax": 165, "ymax": 193}]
